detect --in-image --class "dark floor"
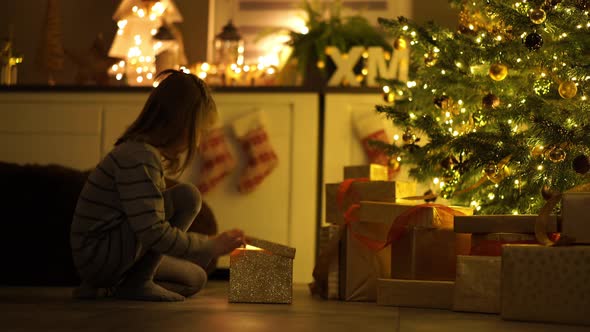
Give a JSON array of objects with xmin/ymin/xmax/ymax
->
[{"xmin": 1, "ymin": 281, "xmax": 588, "ymax": 332}]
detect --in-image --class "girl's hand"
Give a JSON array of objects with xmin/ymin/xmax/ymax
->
[{"xmin": 210, "ymin": 229, "xmax": 245, "ymax": 256}]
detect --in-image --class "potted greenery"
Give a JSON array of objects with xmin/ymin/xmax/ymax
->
[{"xmin": 284, "ymin": 0, "xmax": 392, "ymax": 89}]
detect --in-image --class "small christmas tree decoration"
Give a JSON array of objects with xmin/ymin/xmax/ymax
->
[
  {"xmin": 488, "ymin": 63, "xmax": 508, "ymax": 81},
  {"xmin": 572, "ymin": 154, "xmax": 590, "ymax": 174},
  {"xmin": 394, "ymin": 37, "xmax": 407, "ymax": 51},
  {"xmin": 529, "ymin": 9, "xmax": 547, "ymax": 24},
  {"xmin": 546, "ymin": 146, "xmax": 566, "ymax": 162},
  {"xmin": 482, "ymin": 93, "xmax": 500, "ymax": 109},
  {"xmin": 558, "ymin": 81, "xmax": 578, "ymax": 99},
  {"xmin": 524, "ymin": 32, "xmax": 544, "ymax": 51},
  {"xmin": 434, "ymin": 95, "xmax": 452, "ymax": 109}
]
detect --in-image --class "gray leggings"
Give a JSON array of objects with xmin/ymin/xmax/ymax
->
[{"xmin": 154, "ymin": 183, "xmax": 209, "ymax": 297}]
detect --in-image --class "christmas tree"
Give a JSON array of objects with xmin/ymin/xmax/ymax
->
[{"xmin": 375, "ymin": 0, "xmax": 589, "ymax": 214}]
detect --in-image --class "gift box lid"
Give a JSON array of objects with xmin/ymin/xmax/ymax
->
[{"xmin": 245, "ymin": 236, "xmax": 296, "ymax": 259}]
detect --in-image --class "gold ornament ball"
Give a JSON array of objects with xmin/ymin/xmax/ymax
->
[
  {"xmin": 558, "ymin": 81, "xmax": 578, "ymax": 99},
  {"xmin": 531, "ymin": 145, "xmax": 545, "ymax": 157},
  {"xmin": 547, "ymin": 147, "xmax": 566, "ymax": 162},
  {"xmin": 489, "ymin": 63, "xmax": 508, "ymax": 81},
  {"xmin": 316, "ymin": 60, "xmax": 325, "ymax": 69},
  {"xmin": 529, "ymin": 8, "xmax": 547, "ymax": 24},
  {"xmin": 394, "ymin": 38, "xmax": 407, "ymax": 51},
  {"xmin": 482, "ymin": 93, "xmax": 500, "ymax": 109}
]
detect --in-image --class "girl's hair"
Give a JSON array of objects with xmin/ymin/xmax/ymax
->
[{"xmin": 115, "ymin": 69, "xmax": 217, "ymax": 175}]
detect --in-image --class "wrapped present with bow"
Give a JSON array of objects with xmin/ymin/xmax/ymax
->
[
  {"xmin": 229, "ymin": 237, "xmax": 295, "ymax": 304},
  {"xmin": 325, "ymin": 177, "xmax": 415, "ymax": 225},
  {"xmin": 360, "ymin": 202, "xmax": 472, "ymax": 281}
]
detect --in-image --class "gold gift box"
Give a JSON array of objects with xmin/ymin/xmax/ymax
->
[
  {"xmin": 360, "ymin": 202, "xmax": 472, "ymax": 281},
  {"xmin": 501, "ymin": 244, "xmax": 590, "ymax": 325},
  {"xmin": 454, "ymin": 214, "xmax": 559, "ymax": 234},
  {"xmin": 229, "ymin": 237, "xmax": 296, "ymax": 304},
  {"xmin": 562, "ymin": 192, "xmax": 590, "ymax": 243},
  {"xmin": 377, "ymin": 278, "xmax": 454, "ymax": 309},
  {"xmin": 325, "ymin": 180, "xmax": 415, "ymax": 225},
  {"xmin": 343, "ymin": 164, "xmax": 389, "ymax": 181}
]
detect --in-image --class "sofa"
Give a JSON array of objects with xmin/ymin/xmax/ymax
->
[{"xmin": 0, "ymin": 162, "xmax": 217, "ymax": 286}]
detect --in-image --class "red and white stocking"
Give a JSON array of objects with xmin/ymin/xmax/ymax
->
[
  {"xmin": 232, "ymin": 110, "xmax": 278, "ymax": 193},
  {"xmin": 196, "ymin": 126, "xmax": 236, "ymax": 194},
  {"xmin": 354, "ymin": 113, "xmax": 398, "ymax": 178}
]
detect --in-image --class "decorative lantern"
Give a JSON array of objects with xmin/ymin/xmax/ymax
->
[{"xmin": 213, "ymin": 20, "xmax": 244, "ymax": 71}]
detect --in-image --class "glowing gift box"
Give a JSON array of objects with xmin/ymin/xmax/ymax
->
[{"xmin": 229, "ymin": 237, "xmax": 296, "ymax": 304}]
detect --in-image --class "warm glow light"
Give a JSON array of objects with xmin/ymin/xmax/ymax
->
[
  {"xmin": 198, "ymin": 71, "xmax": 207, "ymax": 79},
  {"xmin": 146, "ymin": 72, "xmax": 153, "ymax": 79},
  {"xmin": 137, "ymin": 76, "xmax": 144, "ymax": 83},
  {"xmin": 116, "ymin": 73, "xmax": 123, "ymax": 80},
  {"xmin": 201, "ymin": 62, "xmax": 210, "ymax": 71},
  {"xmin": 393, "ymin": 134, "xmax": 399, "ymax": 141}
]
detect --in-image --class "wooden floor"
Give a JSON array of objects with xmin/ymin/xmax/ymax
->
[{"xmin": 1, "ymin": 281, "xmax": 588, "ymax": 332}]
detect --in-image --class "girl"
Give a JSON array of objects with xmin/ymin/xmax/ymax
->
[{"xmin": 71, "ymin": 69, "xmax": 244, "ymax": 302}]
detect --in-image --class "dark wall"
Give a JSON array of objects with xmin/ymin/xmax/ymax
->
[{"xmin": 0, "ymin": 0, "xmax": 209, "ymax": 85}]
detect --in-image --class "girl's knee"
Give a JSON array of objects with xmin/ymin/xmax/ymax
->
[
  {"xmin": 184, "ymin": 266, "xmax": 208, "ymax": 297},
  {"xmin": 172, "ymin": 183, "xmax": 202, "ymax": 213}
]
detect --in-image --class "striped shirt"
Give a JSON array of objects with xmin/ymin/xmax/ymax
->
[{"xmin": 70, "ymin": 141, "xmax": 211, "ymax": 283}]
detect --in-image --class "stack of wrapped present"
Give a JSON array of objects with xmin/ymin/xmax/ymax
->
[
  {"xmin": 499, "ymin": 191, "xmax": 590, "ymax": 325},
  {"xmin": 452, "ymin": 214, "xmax": 558, "ymax": 314},
  {"xmin": 311, "ymin": 163, "xmax": 416, "ymax": 301},
  {"xmin": 371, "ymin": 198, "xmax": 472, "ymax": 308},
  {"xmin": 451, "ymin": 189, "xmax": 590, "ymax": 326}
]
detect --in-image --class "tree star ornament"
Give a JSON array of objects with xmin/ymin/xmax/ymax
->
[
  {"xmin": 489, "ymin": 63, "xmax": 508, "ymax": 81},
  {"xmin": 558, "ymin": 81, "xmax": 578, "ymax": 99},
  {"xmin": 529, "ymin": 9, "xmax": 547, "ymax": 24},
  {"xmin": 524, "ymin": 32, "xmax": 544, "ymax": 51}
]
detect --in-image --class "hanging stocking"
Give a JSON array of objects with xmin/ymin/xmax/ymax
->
[
  {"xmin": 232, "ymin": 110, "xmax": 278, "ymax": 193},
  {"xmin": 354, "ymin": 113, "xmax": 399, "ymax": 178},
  {"xmin": 196, "ymin": 125, "xmax": 236, "ymax": 194}
]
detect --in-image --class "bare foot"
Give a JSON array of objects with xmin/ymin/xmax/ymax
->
[{"xmin": 113, "ymin": 280, "xmax": 185, "ymax": 302}]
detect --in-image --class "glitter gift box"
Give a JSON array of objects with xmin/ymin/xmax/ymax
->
[
  {"xmin": 501, "ymin": 244, "xmax": 590, "ymax": 325},
  {"xmin": 229, "ymin": 237, "xmax": 296, "ymax": 304},
  {"xmin": 453, "ymin": 255, "xmax": 501, "ymax": 313}
]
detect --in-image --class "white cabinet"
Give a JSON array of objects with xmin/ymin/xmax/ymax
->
[{"xmin": 0, "ymin": 90, "xmax": 318, "ymax": 284}]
